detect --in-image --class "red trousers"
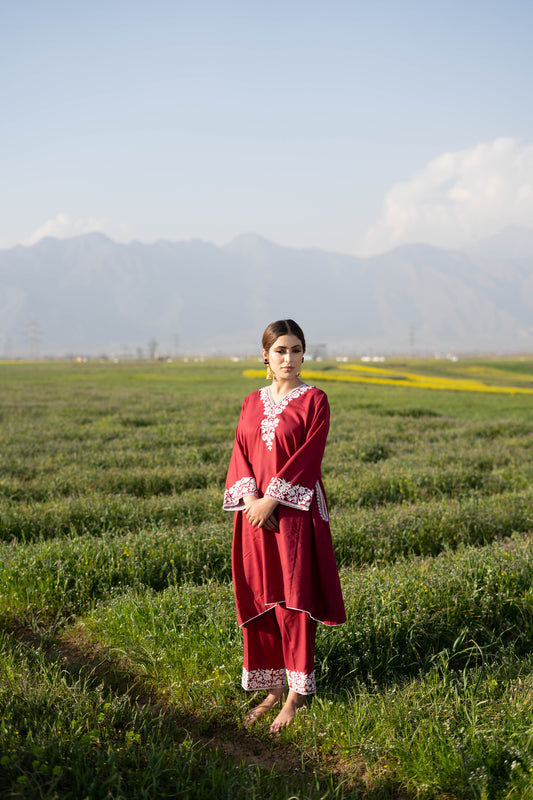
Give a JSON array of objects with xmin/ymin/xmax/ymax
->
[{"xmin": 241, "ymin": 603, "xmax": 317, "ymax": 695}]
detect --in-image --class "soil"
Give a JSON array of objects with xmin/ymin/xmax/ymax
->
[{"xmin": 8, "ymin": 622, "xmax": 411, "ymax": 798}]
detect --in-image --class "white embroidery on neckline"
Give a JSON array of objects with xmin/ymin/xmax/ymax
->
[{"xmin": 259, "ymin": 384, "xmax": 312, "ymax": 451}]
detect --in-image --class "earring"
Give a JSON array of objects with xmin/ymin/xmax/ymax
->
[{"xmin": 264, "ymin": 359, "xmax": 272, "ymax": 380}]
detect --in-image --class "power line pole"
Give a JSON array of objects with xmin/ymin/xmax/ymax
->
[{"xmin": 27, "ymin": 320, "xmax": 41, "ymax": 360}]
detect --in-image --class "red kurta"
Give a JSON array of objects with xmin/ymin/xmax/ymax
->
[{"xmin": 224, "ymin": 384, "xmax": 346, "ymax": 628}]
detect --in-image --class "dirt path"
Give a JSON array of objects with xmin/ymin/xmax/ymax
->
[{"xmin": 8, "ymin": 622, "xmax": 377, "ymax": 796}]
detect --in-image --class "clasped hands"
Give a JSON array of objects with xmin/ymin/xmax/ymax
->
[{"xmin": 243, "ymin": 495, "xmax": 279, "ymax": 531}]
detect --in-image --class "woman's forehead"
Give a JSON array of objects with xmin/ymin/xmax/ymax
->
[{"xmin": 270, "ymin": 334, "xmax": 303, "ymax": 349}]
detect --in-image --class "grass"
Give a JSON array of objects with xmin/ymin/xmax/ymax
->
[
  {"xmin": 0, "ymin": 357, "xmax": 532, "ymax": 798},
  {"xmin": 0, "ymin": 631, "xmax": 347, "ymax": 800}
]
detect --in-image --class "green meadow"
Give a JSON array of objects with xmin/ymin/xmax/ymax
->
[{"xmin": 0, "ymin": 357, "xmax": 532, "ymax": 799}]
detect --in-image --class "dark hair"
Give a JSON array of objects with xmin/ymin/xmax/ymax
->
[{"xmin": 262, "ymin": 319, "xmax": 306, "ymax": 353}]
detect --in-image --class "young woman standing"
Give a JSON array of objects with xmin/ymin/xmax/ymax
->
[{"xmin": 223, "ymin": 319, "xmax": 346, "ymax": 733}]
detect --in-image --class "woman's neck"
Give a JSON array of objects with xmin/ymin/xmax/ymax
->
[{"xmin": 269, "ymin": 377, "xmax": 303, "ymax": 403}]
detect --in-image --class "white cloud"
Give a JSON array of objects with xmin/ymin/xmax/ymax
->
[
  {"xmin": 358, "ymin": 138, "xmax": 533, "ymax": 255},
  {"xmin": 26, "ymin": 213, "xmax": 106, "ymax": 245}
]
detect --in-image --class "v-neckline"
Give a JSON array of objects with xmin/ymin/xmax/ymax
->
[{"xmin": 266, "ymin": 383, "xmax": 309, "ymax": 409}]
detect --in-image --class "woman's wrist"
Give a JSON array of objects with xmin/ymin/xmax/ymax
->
[{"xmin": 261, "ymin": 496, "xmax": 279, "ymax": 513}]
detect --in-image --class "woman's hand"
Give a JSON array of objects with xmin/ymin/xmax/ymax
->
[{"xmin": 243, "ymin": 496, "xmax": 279, "ymax": 531}]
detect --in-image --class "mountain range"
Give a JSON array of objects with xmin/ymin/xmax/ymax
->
[{"xmin": 1, "ymin": 227, "xmax": 532, "ymax": 357}]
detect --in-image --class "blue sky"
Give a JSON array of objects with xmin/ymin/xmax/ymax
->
[{"xmin": 2, "ymin": 0, "xmax": 532, "ymax": 254}]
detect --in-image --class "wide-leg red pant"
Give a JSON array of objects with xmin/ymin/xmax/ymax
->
[{"xmin": 241, "ymin": 603, "xmax": 317, "ymax": 695}]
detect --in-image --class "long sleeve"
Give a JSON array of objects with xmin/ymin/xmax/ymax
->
[
  {"xmin": 225, "ymin": 384, "xmax": 346, "ymax": 627},
  {"xmin": 223, "ymin": 397, "xmax": 258, "ymax": 510},
  {"xmin": 264, "ymin": 391, "xmax": 329, "ymax": 511}
]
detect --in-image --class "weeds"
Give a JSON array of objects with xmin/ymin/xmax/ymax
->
[{"xmin": 1, "ymin": 358, "xmax": 532, "ymax": 798}]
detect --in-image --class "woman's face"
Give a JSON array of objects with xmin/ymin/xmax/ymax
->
[{"xmin": 263, "ymin": 334, "xmax": 304, "ymax": 381}]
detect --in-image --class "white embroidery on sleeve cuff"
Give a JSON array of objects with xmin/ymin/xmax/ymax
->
[
  {"xmin": 223, "ymin": 477, "xmax": 258, "ymax": 509},
  {"xmin": 265, "ymin": 476, "xmax": 313, "ymax": 510}
]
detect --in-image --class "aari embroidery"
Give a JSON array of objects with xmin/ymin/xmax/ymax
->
[
  {"xmin": 315, "ymin": 481, "xmax": 329, "ymax": 521},
  {"xmin": 242, "ymin": 667, "xmax": 286, "ymax": 691},
  {"xmin": 286, "ymin": 669, "xmax": 316, "ymax": 695},
  {"xmin": 241, "ymin": 667, "xmax": 316, "ymax": 695},
  {"xmin": 266, "ymin": 476, "xmax": 314, "ymax": 510},
  {"xmin": 224, "ymin": 476, "xmax": 257, "ymax": 508},
  {"xmin": 259, "ymin": 384, "xmax": 312, "ymax": 451}
]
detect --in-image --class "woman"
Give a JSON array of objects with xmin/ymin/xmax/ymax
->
[{"xmin": 223, "ymin": 319, "xmax": 346, "ymax": 733}]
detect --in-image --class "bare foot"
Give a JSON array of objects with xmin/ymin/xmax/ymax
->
[
  {"xmin": 243, "ymin": 688, "xmax": 286, "ymax": 728},
  {"xmin": 269, "ymin": 689, "xmax": 307, "ymax": 734}
]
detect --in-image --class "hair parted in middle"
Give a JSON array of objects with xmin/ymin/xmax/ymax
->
[{"xmin": 262, "ymin": 319, "xmax": 306, "ymax": 354}]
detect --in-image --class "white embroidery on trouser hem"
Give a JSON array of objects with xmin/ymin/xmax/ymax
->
[
  {"xmin": 241, "ymin": 668, "xmax": 316, "ymax": 695},
  {"xmin": 287, "ymin": 669, "xmax": 316, "ymax": 695},
  {"xmin": 242, "ymin": 667, "xmax": 286, "ymax": 691}
]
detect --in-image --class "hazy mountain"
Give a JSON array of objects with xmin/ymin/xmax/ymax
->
[
  {"xmin": 1, "ymin": 231, "xmax": 532, "ymax": 357},
  {"xmin": 469, "ymin": 225, "xmax": 533, "ymax": 260}
]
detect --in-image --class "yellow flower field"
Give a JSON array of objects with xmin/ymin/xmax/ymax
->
[{"xmin": 243, "ymin": 361, "xmax": 533, "ymax": 394}]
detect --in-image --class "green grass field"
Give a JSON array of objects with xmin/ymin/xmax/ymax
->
[{"xmin": 0, "ymin": 358, "xmax": 532, "ymax": 799}]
